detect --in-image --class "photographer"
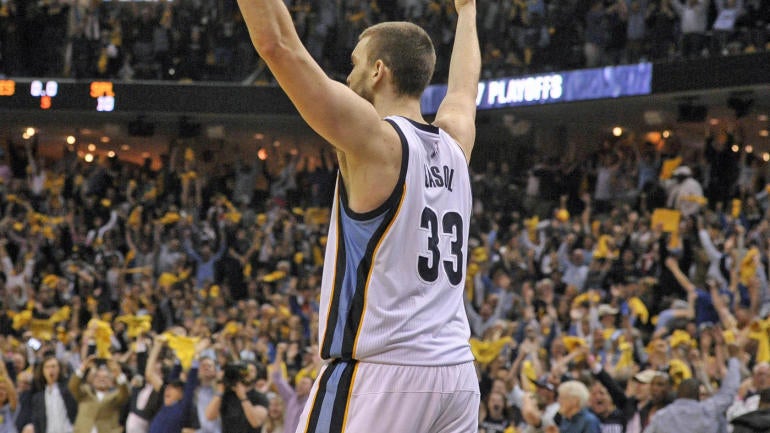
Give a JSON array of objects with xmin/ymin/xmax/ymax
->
[{"xmin": 204, "ymin": 361, "xmax": 268, "ymax": 433}]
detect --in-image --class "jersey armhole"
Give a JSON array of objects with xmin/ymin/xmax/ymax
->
[{"xmin": 338, "ymin": 119, "xmax": 409, "ymax": 221}]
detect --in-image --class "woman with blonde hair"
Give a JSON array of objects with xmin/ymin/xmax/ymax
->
[{"xmin": 262, "ymin": 395, "xmax": 285, "ymax": 433}]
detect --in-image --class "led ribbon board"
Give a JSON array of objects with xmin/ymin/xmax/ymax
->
[{"xmin": 420, "ymin": 63, "xmax": 653, "ymax": 115}]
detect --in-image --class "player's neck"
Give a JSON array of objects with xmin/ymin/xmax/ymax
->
[{"xmin": 373, "ymin": 94, "xmax": 426, "ymax": 124}]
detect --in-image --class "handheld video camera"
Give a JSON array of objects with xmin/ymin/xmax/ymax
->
[{"xmin": 222, "ymin": 362, "xmax": 250, "ymax": 387}]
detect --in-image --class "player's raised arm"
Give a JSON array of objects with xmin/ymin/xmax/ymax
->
[
  {"xmin": 432, "ymin": 0, "xmax": 480, "ymax": 162},
  {"xmin": 236, "ymin": 0, "xmax": 383, "ymax": 156}
]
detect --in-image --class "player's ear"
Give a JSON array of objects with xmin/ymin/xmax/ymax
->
[{"xmin": 372, "ymin": 59, "xmax": 386, "ymax": 83}]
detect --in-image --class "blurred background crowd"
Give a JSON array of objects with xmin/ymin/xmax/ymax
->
[
  {"xmin": 1, "ymin": 1, "xmax": 770, "ymax": 433},
  {"xmin": 1, "ymin": 0, "xmax": 769, "ymax": 83},
  {"xmin": 0, "ymin": 113, "xmax": 769, "ymax": 433}
]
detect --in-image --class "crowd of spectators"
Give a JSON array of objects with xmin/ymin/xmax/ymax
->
[
  {"xmin": 1, "ymin": 0, "xmax": 769, "ymax": 84},
  {"xmin": 0, "ymin": 137, "xmax": 335, "ymax": 433},
  {"xmin": 0, "ymin": 111, "xmax": 769, "ymax": 433}
]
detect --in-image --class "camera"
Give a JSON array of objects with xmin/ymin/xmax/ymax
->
[
  {"xmin": 222, "ymin": 362, "xmax": 249, "ymax": 387},
  {"xmin": 27, "ymin": 338, "xmax": 42, "ymax": 351}
]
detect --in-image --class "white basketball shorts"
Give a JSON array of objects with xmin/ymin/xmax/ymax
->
[{"xmin": 295, "ymin": 360, "xmax": 480, "ymax": 433}]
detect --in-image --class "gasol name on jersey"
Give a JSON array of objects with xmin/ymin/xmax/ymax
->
[{"xmin": 424, "ymin": 164, "xmax": 455, "ymax": 192}]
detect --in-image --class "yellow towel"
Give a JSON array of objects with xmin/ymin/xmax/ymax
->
[
  {"xmin": 627, "ymin": 297, "xmax": 649, "ymax": 324},
  {"xmin": 116, "ymin": 315, "xmax": 152, "ymax": 338},
  {"xmin": 88, "ymin": 319, "xmax": 114, "ymax": 359},
  {"xmin": 469, "ymin": 337, "xmax": 512, "ymax": 365},
  {"xmin": 162, "ymin": 332, "xmax": 200, "ymax": 371}
]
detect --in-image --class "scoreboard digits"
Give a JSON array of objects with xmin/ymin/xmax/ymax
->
[
  {"xmin": 96, "ymin": 96, "xmax": 115, "ymax": 112},
  {"xmin": 90, "ymin": 82, "xmax": 115, "ymax": 112},
  {"xmin": 0, "ymin": 80, "xmax": 16, "ymax": 96},
  {"xmin": 0, "ymin": 79, "xmax": 115, "ymax": 112},
  {"xmin": 30, "ymin": 80, "xmax": 59, "ymax": 97},
  {"xmin": 30, "ymin": 80, "xmax": 58, "ymax": 109}
]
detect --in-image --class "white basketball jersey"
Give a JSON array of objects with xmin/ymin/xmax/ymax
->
[{"xmin": 318, "ymin": 115, "xmax": 474, "ymax": 365}]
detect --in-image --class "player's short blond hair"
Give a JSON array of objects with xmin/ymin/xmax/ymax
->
[{"xmin": 359, "ymin": 22, "xmax": 436, "ymax": 98}]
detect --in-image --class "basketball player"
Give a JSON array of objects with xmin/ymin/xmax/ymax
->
[{"xmin": 236, "ymin": 0, "xmax": 481, "ymax": 431}]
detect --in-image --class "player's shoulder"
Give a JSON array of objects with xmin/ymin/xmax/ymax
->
[
  {"xmin": 339, "ymin": 118, "xmax": 401, "ymax": 163},
  {"xmin": 432, "ymin": 113, "xmax": 474, "ymax": 163}
]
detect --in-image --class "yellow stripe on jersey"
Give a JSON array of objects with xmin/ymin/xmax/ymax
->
[{"xmin": 339, "ymin": 362, "xmax": 360, "ymax": 433}]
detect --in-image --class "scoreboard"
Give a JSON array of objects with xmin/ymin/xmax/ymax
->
[
  {"xmin": 0, "ymin": 79, "xmax": 117, "ymax": 112},
  {"xmin": 0, "ymin": 79, "xmax": 298, "ymax": 115}
]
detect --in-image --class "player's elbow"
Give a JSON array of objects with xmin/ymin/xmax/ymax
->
[
  {"xmin": 254, "ymin": 39, "xmax": 279, "ymax": 60},
  {"xmin": 254, "ymin": 38, "xmax": 290, "ymax": 63}
]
